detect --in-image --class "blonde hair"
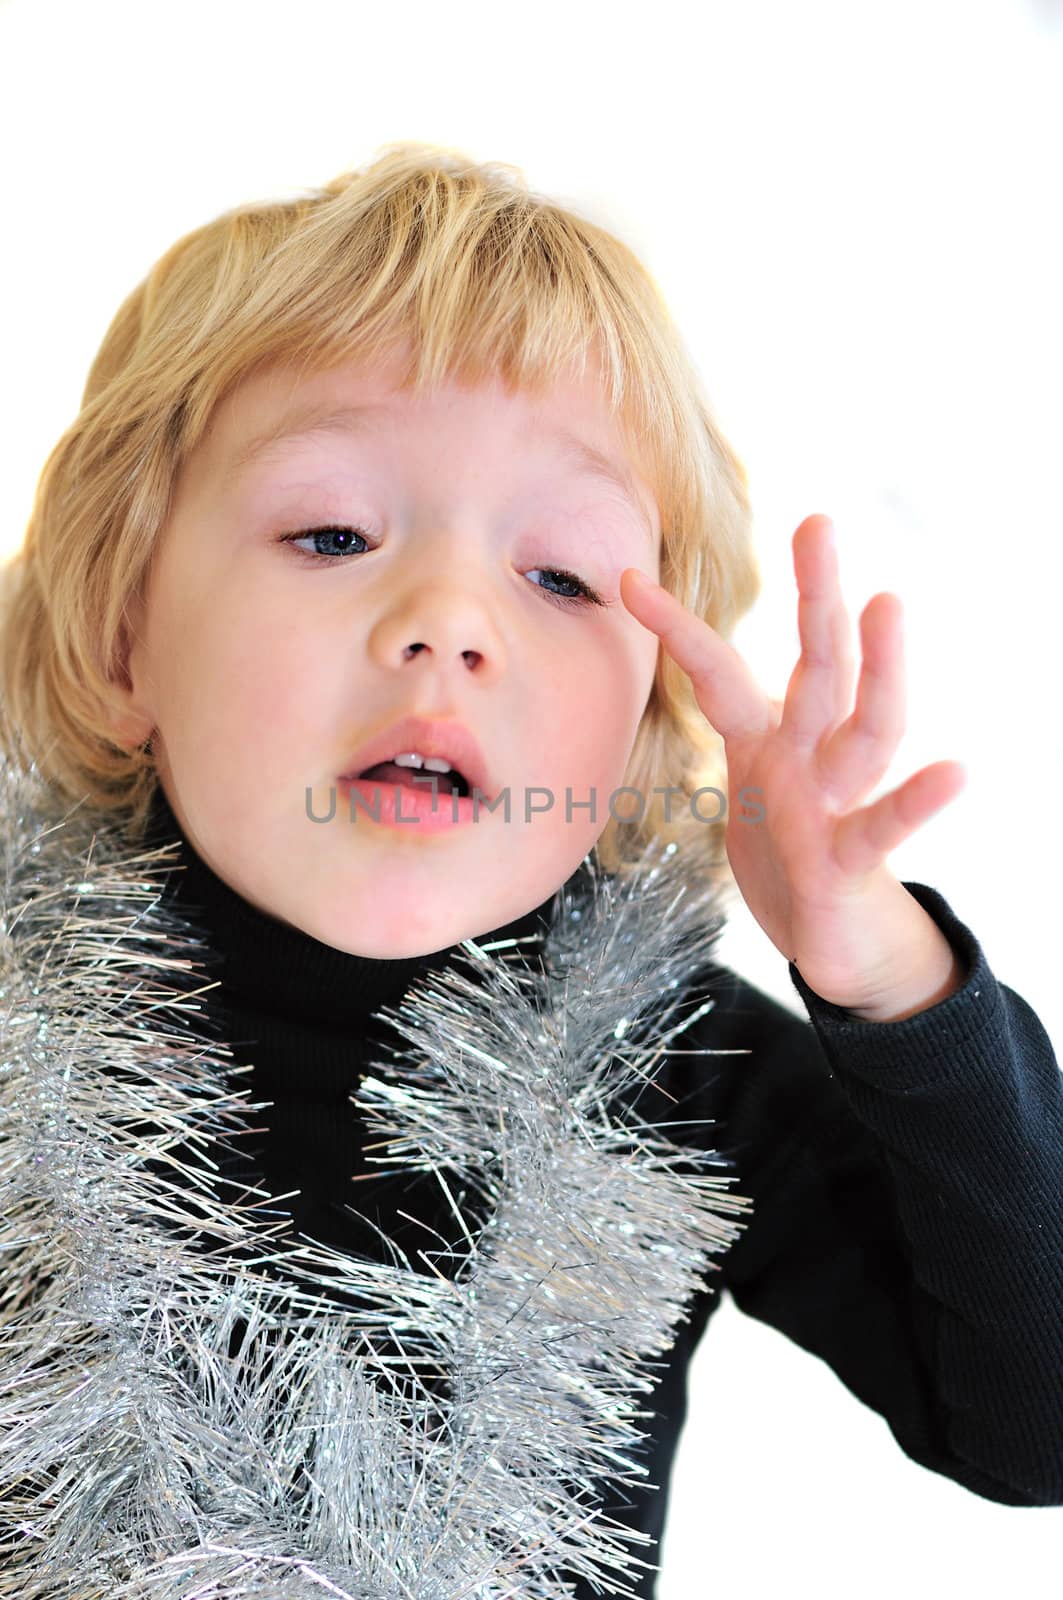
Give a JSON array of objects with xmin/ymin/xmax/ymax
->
[{"xmin": 0, "ymin": 141, "xmax": 761, "ymax": 896}]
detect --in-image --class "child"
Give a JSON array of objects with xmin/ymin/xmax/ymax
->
[{"xmin": 0, "ymin": 143, "xmax": 1059, "ymax": 1599}]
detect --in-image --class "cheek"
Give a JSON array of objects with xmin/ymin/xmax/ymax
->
[
  {"xmin": 149, "ymin": 562, "xmax": 327, "ymax": 766},
  {"xmin": 536, "ymin": 628, "xmax": 653, "ymax": 788},
  {"xmin": 631, "ymin": 615, "xmax": 660, "ymax": 695}
]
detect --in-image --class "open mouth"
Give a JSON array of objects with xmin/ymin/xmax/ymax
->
[{"xmin": 357, "ymin": 761, "xmax": 472, "ymax": 799}]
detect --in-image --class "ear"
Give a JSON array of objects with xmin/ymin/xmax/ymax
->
[{"xmin": 104, "ymin": 588, "xmax": 156, "ymax": 753}]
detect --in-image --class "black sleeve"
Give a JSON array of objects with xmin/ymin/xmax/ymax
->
[{"xmin": 700, "ymin": 880, "xmax": 1063, "ymax": 1507}]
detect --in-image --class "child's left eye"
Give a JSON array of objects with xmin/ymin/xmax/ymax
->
[
  {"xmin": 277, "ymin": 525, "xmax": 607, "ymax": 611},
  {"xmin": 526, "ymin": 567, "xmax": 607, "ymax": 609}
]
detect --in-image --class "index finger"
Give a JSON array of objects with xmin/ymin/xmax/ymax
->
[{"xmin": 619, "ymin": 569, "xmax": 773, "ymax": 741}]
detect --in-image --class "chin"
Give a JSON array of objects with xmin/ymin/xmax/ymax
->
[{"xmin": 306, "ymin": 901, "xmax": 462, "ymax": 962}]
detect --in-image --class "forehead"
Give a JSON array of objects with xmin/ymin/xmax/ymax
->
[
  {"xmin": 203, "ymin": 352, "xmax": 660, "ymax": 542},
  {"xmin": 214, "ymin": 349, "xmax": 627, "ymax": 453}
]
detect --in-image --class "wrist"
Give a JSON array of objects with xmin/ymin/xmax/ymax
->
[
  {"xmin": 792, "ymin": 874, "xmax": 967, "ymax": 1023},
  {"xmin": 844, "ymin": 921, "xmax": 964, "ymax": 1023}
]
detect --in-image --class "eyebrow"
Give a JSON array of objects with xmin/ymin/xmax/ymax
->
[{"xmin": 226, "ymin": 399, "xmax": 655, "ymax": 544}]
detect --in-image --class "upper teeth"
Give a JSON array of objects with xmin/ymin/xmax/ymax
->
[{"xmin": 393, "ymin": 751, "xmax": 454, "ymax": 773}]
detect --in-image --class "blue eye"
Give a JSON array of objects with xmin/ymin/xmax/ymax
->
[
  {"xmin": 526, "ymin": 567, "xmax": 606, "ymax": 609},
  {"xmin": 278, "ymin": 525, "xmax": 607, "ymax": 610},
  {"xmin": 278, "ymin": 525, "xmax": 369, "ymax": 559}
]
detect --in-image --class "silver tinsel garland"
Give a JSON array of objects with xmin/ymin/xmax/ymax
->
[{"xmin": 0, "ymin": 755, "xmax": 754, "ymax": 1598}]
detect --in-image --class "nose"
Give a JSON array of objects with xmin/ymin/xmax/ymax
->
[{"xmin": 366, "ymin": 578, "xmax": 508, "ymax": 685}]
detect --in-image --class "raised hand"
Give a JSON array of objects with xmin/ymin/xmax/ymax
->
[{"xmin": 620, "ymin": 513, "xmax": 969, "ymax": 1022}]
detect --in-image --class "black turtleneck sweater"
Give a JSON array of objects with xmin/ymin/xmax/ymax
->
[{"xmin": 143, "ymin": 786, "xmax": 1063, "ymax": 1598}]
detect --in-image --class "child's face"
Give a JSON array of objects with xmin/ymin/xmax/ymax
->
[{"xmin": 121, "ymin": 344, "xmax": 661, "ymax": 957}]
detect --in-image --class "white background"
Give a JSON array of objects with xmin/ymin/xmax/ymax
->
[{"xmin": 1, "ymin": 0, "xmax": 1060, "ymax": 1593}]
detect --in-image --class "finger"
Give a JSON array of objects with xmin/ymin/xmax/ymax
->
[
  {"xmin": 815, "ymin": 592, "xmax": 907, "ymax": 808},
  {"xmin": 620, "ymin": 569, "xmax": 775, "ymax": 741},
  {"xmin": 779, "ymin": 516, "xmax": 858, "ymax": 748},
  {"xmin": 830, "ymin": 760, "xmax": 969, "ymax": 876}
]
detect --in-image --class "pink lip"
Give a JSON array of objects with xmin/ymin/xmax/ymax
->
[{"xmin": 338, "ymin": 714, "xmax": 495, "ymax": 802}]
